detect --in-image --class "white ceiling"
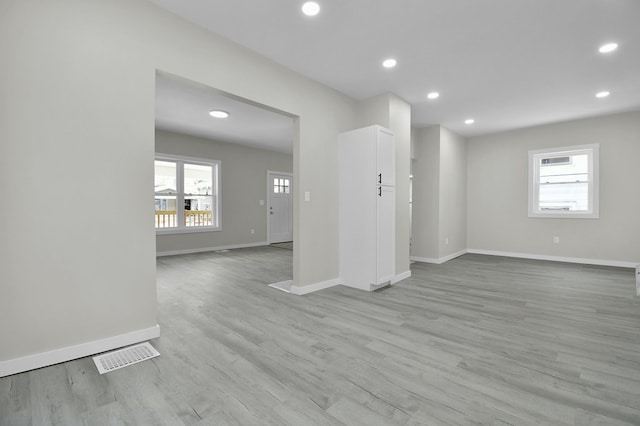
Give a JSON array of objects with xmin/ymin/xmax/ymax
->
[
  {"xmin": 155, "ymin": 73, "xmax": 295, "ymax": 154},
  {"xmin": 151, "ymin": 0, "xmax": 640, "ymax": 142}
]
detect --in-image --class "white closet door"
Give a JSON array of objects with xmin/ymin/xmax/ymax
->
[
  {"xmin": 376, "ymin": 128, "xmax": 395, "ymax": 187},
  {"xmin": 376, "ymin": 185, "xmax": 396, "ymax": 284}
]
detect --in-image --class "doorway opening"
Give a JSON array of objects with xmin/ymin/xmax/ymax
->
[{"xmin": 154, "ymin": 70, "xmax": 296, "ymax": 270}]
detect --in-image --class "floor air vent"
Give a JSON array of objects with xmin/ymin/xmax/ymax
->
[{"xmin": 92, "ymin": 342, "xmax": 160, "ymax": 374}]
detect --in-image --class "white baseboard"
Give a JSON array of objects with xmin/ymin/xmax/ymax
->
[
  {"xmin": 0, "ymin": 325, "xmax": 160, "ymax": 378},
  {"xmin": 391, "ymin": 270, "xmax": 412, "ymax": 284},
  {"xmin": 291, "ymin": 278, "xmax": 341, "ymax": 295},
  {"xmin": 410, "ymin": 256, "xmax": 440, "ymax": 264},
  {"xmin": 411, "ymin": 249, "xmax": 467, "ymax": 265},
  {"xmin": 156, "ymin": 241, "xmax": 269, "ymax": 257},
  {"xmin": 467, "ymin": 249, "xmax": 637, "ymax": 269}
]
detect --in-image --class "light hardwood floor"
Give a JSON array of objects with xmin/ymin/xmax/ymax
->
[{"xmin": 1, "ymin": 248, "xmax": 639, "ymax": 425}]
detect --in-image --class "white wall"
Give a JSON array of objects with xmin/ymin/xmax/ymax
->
[
  {"xmin": 0, "ymin": 0, "xmax": 358, "ymax": 375},
  {"xmin": 410, "ymin": 126, "xmax": 440, "ymax": 260},
  {"xmin": 411, "ymin": 126, "xmax": 467, "ymax": 262},
  {"xmin": 155, "ymin": 130, "xmax": 293, "ymax": 255},
  {"xmin": 439, "ymin": 127, "xmax": 467, "ymax": 256},
  {"xmin": 389, "ymin": 94, "xmax": 413, "ymax": 279},
  {"xmin": 468, "ymin": 111, "xmax": 640, "ymax": 265}
]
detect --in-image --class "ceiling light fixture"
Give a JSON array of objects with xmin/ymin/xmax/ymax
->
[
  {"xmin": 302, "ymin": 2, "xmax": 320, "ymax": 16},
  {"xmin": 465, "ymin": 119, "xmax": 475, "ymax": 125},
  {"xmin": 598, "ymin": 43, "xmax": 618, "ymax": 53},
  {"xmin": 382, "ymin": 58, "xmax": 397, "ymax": 68},
  {"xmin": 427, "ymin": 92, "xmax": 440, "ymax": 100},
  {"xmin": 595, "ymin": 91, "xmax": 610, "ymax": 98},
  {"xmin": 209, "ymin": 110, "xmax": 229, "ymax": 118}
]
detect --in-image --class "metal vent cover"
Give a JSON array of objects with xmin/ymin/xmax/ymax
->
[{"xmin": 92, "ymin": 342, "xmax": 160, "ymax": 374}]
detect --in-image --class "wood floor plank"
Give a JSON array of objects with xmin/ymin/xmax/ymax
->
[{"xmin": 1, "ymin": 248, "xmax": 639, "ymax": 425}]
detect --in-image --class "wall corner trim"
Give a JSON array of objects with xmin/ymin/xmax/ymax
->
[
  {"xmin": 291, "ymin": 278, "xmax": 341, "ymax": 295},
  {"xmin": 0, "ymin": 325, "xmax": 161, "ymax": 378},
  {"xmin": 411, "ymin": 250, "xmax": 467, "ymax": 265},
  {"xmin": 392, "ymin": 270, "xmax": 412, "ymax": 284}
]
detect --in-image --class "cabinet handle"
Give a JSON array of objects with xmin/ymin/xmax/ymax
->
[
  {"xmin": 378, "ymin": 173, "xmax": 382, "ymax": 184},
  {"xmin": 378, "ymin": 187, "xmax": 382, "ymax": 197}
]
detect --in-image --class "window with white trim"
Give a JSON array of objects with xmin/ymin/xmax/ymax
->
[
  {"xmin": 528, "ymin": 144, "xmax": 599, "ymax": 218},
  {"xmin": 154, "ymin": 155, "xmax": 220, "ymax": 232}
]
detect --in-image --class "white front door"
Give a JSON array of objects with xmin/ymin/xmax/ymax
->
[{"xmin": 268, "ymin": 172, "xmax": 293, "ymax": 243}]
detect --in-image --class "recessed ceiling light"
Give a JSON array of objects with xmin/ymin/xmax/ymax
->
[
  {"xmin": 209, "ymin": 110, "xmax": 229, "ymax": 118},
  {"xmin": 302, "ymin": 2, "xmax": 320, "ymax": 16},
  {"xmin": 382, "ymin": 58, "xmax": 397, "ymax": 68},
  {"xmin": 465, "ymin": 119, "xmax": 475, "ymax": 125},
  {"xmin": 595, "ymin": 91, "xmax": 610, "ymax": 98},
  {"xmin": 427, "ymin": 92, "xmax": 440, "ymax": 100},
  {"xmin": 598, "ymin": 43, "xmax": 618, "ymax": 53}
]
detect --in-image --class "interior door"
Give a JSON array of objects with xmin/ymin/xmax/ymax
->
[
  {"xmin": 376, "ymin": 128, "xmax": 395, "ymax": 187},
  {"xmin": 268, "ymin": 172, "xmax": 293, "ymax": 243}
]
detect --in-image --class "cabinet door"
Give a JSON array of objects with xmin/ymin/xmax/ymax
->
[
  {"xmin": 376, "ymin": 185, "xmax": 395, "ymax": 284},
  {"xmin": 376, "ymin": 128, "xmax": 395, "ymax": 187}
]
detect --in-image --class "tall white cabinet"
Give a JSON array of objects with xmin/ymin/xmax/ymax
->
[{"xmin": 339, "ymin": 125, "xmax": 396, "ymax": 291}]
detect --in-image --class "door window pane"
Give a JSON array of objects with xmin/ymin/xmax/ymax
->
[{"xmin": 273, "ymin": 177, "xmax": 291, "ymax": 194}]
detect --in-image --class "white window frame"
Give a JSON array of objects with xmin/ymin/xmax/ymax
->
[
  {"xmin": 528, "ymin": 144, "xmax": 599, "ymax": 219},
  {"xmin": 155, "ymin": 153, "xmax": 221, "ymax": 234}
]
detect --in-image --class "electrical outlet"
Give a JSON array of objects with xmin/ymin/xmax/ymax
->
[
  {"xmin": 553, "ymin": 236, "xmax": 560, "ymax": 244},
  {"xmin": 445, "ymin": 237, "xmax": 449, "ymax": 245},
  {"xmin": 250, "ymin": 229, "xmax": 255, "ymax": 235}
]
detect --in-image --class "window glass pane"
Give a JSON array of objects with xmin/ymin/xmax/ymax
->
[
  {"xmin": 155, "ymin": 161, "xmax": 176, "ymax": 195},
  {"xmin": 184, "ymin": 163, "xmax": 212, "ymax": 195},
  {"xmin": 539, "ymin": 183, "xmax": 589, "ymax": 211},
  {"xmin": 155, "ymin": 161, "xmax": 177, "ymax": 228},
  {"xmin": 539, "ymin": 154, "xmax": 588, "ymax": 181},
  {"xmin": 155, "ymin": 196, "xmax": 177, "ymax": 228},
  {"xmin": 184, "ymin": 195, "xmax": 213, "ymax": 227},
  {"xmin": 537, "ymin": 153, "xmax": 590, "ymax": 212}
]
